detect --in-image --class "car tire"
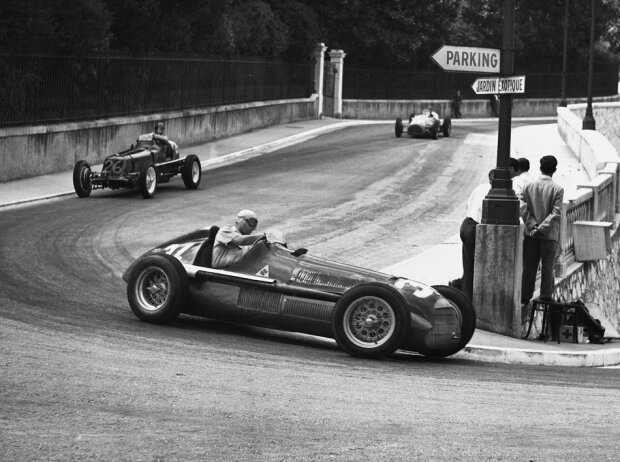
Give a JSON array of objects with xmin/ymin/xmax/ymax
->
[
  {"xmin": 332, "ymin": 282, "xmax": 409, "ymax": 359},
  {"xmin": 442, "ymin": 117, "xmax": 452, "ymax": 137},
  {"xmin": 139, "ymin": 162, "xmax": 157, "ymax": 199},
  {"xmin": 417, "ymin": 285, "xmax": 477, "ymax": 358},
  {"xmin": 126, "ymin": 253, "xmax": 188, "ymax": 324},
  {"xmin": 394, "ymin": 118, "xmax": 403, "ymax": 137},
  {"xmin": 182, "ymin": 154, "xmax": 202, "ymax": 190},
  {"xmin": 72, "ymin": 160, "xmax": 92, "ymax": 198},
  {"xmin": 431, "ymin": 127, "xmax": 439, "ymax": 140}
]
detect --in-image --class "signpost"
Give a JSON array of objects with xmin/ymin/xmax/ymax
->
[
  {"xmin": 471, "ymin": 75, "xmax": 526, "ymax": 95},
  {"xmin": 431, "ymin": 1, "xmax": 526, "ymax": 336},
  {"xmin": 431, "ymin": 45, "xmax": 500, "ymax": 73}
]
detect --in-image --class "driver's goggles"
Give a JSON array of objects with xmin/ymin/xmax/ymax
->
[{"xmin": 245, "ymin": 218, "xmax": 258, "ymax": 227}]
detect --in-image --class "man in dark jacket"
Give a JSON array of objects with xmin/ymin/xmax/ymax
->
[{"xmin": 520, "ymin": 155, "xmax": 564, "ymax": 304}]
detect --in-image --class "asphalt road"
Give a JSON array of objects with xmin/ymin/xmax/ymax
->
[{"xmin": 2, "ymin": 121, "xmax": 619, "ymax": 461}]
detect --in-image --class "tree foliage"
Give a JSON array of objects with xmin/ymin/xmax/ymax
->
[{"xmin": 0, "ymin": 0, "xmax": 617, "ymax": 71}]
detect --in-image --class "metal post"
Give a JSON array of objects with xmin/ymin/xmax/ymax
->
[
  {"xmin": 582, "ymin": 0, "xmax": 596, "ymax": 130},
  {"xmin": 560, "ymin": 0, "xmax": 569, "ymax": 107},
  {"xmin": 481, "ymin": 0, "xmax": 519, "ymax": 225}
]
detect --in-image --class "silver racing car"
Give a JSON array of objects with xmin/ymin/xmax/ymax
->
[{"xmin": 123, "ymin": 227, "xmax": 476, "ymax": 359}]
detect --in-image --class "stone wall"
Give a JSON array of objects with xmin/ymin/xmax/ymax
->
[
  {"xmin": 553, "ymin": 102, "xmax": 620, "ymax": 338},
  {"xmin": 552, "ymin": 226, "xmax": 620, "ymax": 335},
  {"xmin": 569, "ymin": 103, "xmax": 620, "ymax": 151},
  {"xmin": 0, "ymin": 96, "xmax": 318, "ymax": 182},
  {"xmin": 342, "ymin": 95, "xmax": 620, "ymax": 121}
]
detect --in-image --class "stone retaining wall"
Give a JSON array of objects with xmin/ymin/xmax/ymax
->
[
  {"xmin": 552, "ymin": 226, "xmax": 620, "ymax": 336},
  {"xmin": 0, "ymin": 96, "xmax": 318, "ymax": 182},
  {"xmin": 342, "ymin": 95, "xmax": 620, "ymax": 120},
  {"xmin": 554, "ymin": 102, "xmax": 620, "ymax": 336}
]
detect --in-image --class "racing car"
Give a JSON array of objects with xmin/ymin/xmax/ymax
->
[
  {"xmin": 72, "ymin": 134, "xmax": 202, "ymax": 199},
  {"xmin": 123, "ymin": 227, "xmax": 476, "ymax": 359},
  {"xmin": 395, "ymin": 108, "xmax": 451, "ymax": 139}
]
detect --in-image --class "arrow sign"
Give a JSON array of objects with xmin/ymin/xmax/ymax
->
[
  {"xmin": 471, "ymin": 75, "xmax": 526, "ymax": 95},
  {"xmin": 431, "ymin": 45, "xmax": 500, "ymax": 73}
]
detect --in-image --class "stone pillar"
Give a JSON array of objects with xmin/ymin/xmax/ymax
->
[
  {"xmin": 313, "ymin": 43, "xmax": 327, "ymax": 119},
  {"xmin": 473, "ymin": 223, "xmax": 527, "ymax": 337},
  {"xmin": 328, "ymin": 49, "xmax": 346, "ymax": 118}
]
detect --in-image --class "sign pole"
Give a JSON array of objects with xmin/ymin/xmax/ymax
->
[
  {"xmin": 481, "ymin": 0, "xmax": 519, "ymax": 225},
  {"xmin": 474, "ymin": 0, "xmax": 525, "ymax": 338}
]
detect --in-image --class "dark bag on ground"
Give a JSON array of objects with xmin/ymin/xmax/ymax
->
[{"xmin": 549, "ymin": 300, "xmax": 606, "ymax": 344}]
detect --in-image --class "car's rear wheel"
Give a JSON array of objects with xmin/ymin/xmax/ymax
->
[
  {"xmin": 417, "ymin": 285, "xmax": 477, "ymax": 358},
  {"xmin": 394, "ymin": 118, "xmax": 403, "ymax": 137},
  {"xmin": 442, "ymin": 117, "xmax": 452, "ymax": 137},
  {"xmin": 72, "ymin": 160, "xmax": 92, "ymax": 198},
  {"xmin": 431, "ymin": 127, "xmax": 439, "ymax": 139},
  {"xmin": 127, "ymin": 253, "xmax": 188, "ymax": 324},
  {"xmin": 332, "ymin": 283, "xmax": 409, "ymax": 359},
  {"xmin": 139, "ymin": 162, "xmax": 157, "ymax": 199},
  {"xmin": 182, "ymin": 154, "xmax": 202, "ymax": 190}
]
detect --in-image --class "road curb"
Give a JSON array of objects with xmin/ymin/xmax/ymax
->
[{"xmin": 456, "ymin": 344, "xmax": 620, "ymax": 367}]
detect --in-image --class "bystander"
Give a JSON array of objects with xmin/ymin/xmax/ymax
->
[{"xmin": 520, "ymin": 156, "xmax": 564, "ymax": 306}]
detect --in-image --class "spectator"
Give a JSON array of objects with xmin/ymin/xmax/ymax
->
[
  {"xmin": 512, "ymin": 157, "xmax": 536, "ymax": 200},
  {"xmin": 452, "ymin": 90, "xmax": 462, "ymax": 118},
  {"xmin": 450, "ymin": 169, "xmax": 494, "ymax": 301},
  {"xmin": 212, "ymin": 210, "xmax": 265, "ymax": 269},
  {"xmin": 489, "ymin": 94, "xmax": 499, "ymax": 117},
  {"xmin": 509, "ymin": 157, "xmax": 519, "ymax": 179},
  {"xmin": 520, "ymin": 156, "xmax": 564, "ymax": 306}
]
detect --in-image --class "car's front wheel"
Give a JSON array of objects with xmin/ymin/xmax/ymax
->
[
  {"xmin": 332, "ymin": 283, "xmax": 409, "ymax": 359},
  {"xmin": 182, "ymin": 154, "xmax": 202, "ymax": 190},
  {"xmin": 126, "ymin": 253, "xmax": 188, "ymax": 324},
  {"xmin": 139, "ymin": 162, "xmax": 157, "ymax": 199},
  {"xmin": 394, "ymin": 118, "xmax": 403, "ymax": 137},
  {"xmin": 417, "ymin": 285, "xmax": 476, "ymax": 358},
  {"xmin": 72, "ymin": 160, "xmax": 92, "ymax": 198}
]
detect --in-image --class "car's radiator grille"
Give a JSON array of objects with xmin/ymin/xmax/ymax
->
[
  {"xmin": 238, "ymin": 288, "xmax": 281, "ymax": 313},
  {"xmin": 424, "ymin": 306, "xmax": 460, "ymax": 348},
  {"xmin": 283, "ymin": 297, "xmax": 333, "ymax": 322},
  {"xmin": 293, "ymin": 269, "xmax": 359, "ymax": 290},
  {"xmin": 409, "ymin": 125, "xmax": 424, "ymax": 135}
]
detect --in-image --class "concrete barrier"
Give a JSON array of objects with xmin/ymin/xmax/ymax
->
[
  {"xmin": 558, "ymin": 105, "xmax": 620, "ymax": 179},
  {"xmin": 342, "ymin": 95, "xmax": 620, "ymax": 120},
  {"xmin": 0, "ymin": 96, "xmax": 318, "ymax": 182}
]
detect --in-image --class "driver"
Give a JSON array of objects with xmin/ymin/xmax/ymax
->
[
  {"xmin": 139, "ymin": 121, "xmax": 178, "ymax": 158},
  {"xmin": 212, "ymin": 210, "xmax": 266, "ymax": 269}
]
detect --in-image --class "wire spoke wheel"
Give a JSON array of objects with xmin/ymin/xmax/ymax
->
[
  {"xmin": 344, "ymin": 296, "xmax": 395, "ymax": 348},
  {"xmin": 332, "ymin": 283, "xmax": 409, "ymax": 359},
  {"xmin": 127, "ymin": 253, "xmax": 188, "ymax": 324},
  {"xmin": 135, "ymin": 266, "xmax": 170, "ymax": 311}
]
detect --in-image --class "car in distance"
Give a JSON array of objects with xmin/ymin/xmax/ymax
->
[
  {"xmin": 395, "ymin": 108, "xmax": 451, "ymax": 139},
  {"xmin": 72, "ymin": 135, "xmax": 202, "ymax": 199},
  {"xmin": 123, "ymin": 227, "xmax": 476, "ymax": 360}
]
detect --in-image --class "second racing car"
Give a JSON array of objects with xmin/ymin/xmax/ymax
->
[
  {"xmin": 395, "ymin": 108, "xmax": 452, "ymax": 139},
  {"xmin": 72, "ymin": 126, "xmax": 202, "ymax": 199}
]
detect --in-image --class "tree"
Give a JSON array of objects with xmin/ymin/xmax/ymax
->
[{"xmin": 0, "ymin": 0, "xmax": 112, "ymax": 53}]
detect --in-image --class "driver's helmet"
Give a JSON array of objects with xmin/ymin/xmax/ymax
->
[
  {"xmin": 154, "ymin": 121, "xmax": 165, "ymax": 135},
  {"xmin": 422, "ymin": 108, "xmax": 430, "ymax": 116}
]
